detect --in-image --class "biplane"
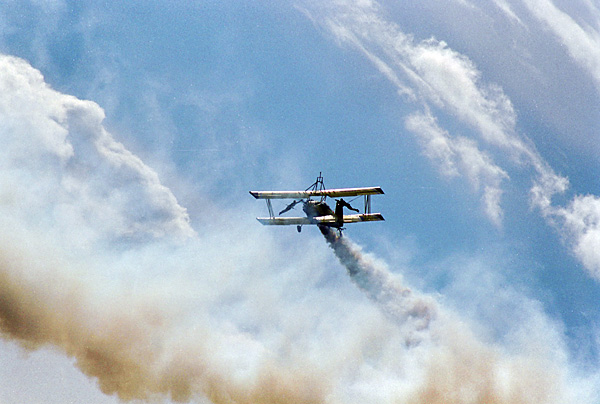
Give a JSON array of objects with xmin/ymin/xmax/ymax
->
[{"xmin": 250, "ymin": 173, "xmax": 384, "ymax": 233}]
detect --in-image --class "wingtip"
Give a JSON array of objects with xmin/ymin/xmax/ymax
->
[{"xmin": 249, "ymin": 191, "xmax": 260, "ymax": 199}]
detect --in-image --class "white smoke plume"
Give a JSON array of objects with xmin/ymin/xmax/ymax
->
[
  {"xmin": 319, "ymin": 226, "xmax": 569, "ymax": 404},
  {"xmin": 319, "ymin": 226, "xmax": 436, "ymax": 341}
]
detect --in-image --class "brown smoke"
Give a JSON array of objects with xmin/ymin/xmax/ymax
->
[
  {"xmin": 0, "ymin": 237, "xmax": 327, "ymax": 403},
  {"xmin": 406, "ymin": 323, "xmax": 562, "ymax": 404},
  {"xmin": 0, "ymin": 223, "xmax": 566, "ymax": 404}
]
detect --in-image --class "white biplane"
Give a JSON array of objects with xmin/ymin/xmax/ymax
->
[{"xmin": 250, "ymin": 173, "xmax": 384, "ymax": 233}]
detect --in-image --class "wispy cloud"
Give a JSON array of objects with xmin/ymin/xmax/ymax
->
[
  {"xmin": 303, "ymin": 0, "xmax": 533, "ymax": 224},
  {"xmin": 522, "ymin": 0, "xmax": 600, "ymax": 87},
  {"xmin": 302, "ymin": 0, "xmax": 600, "ymax": 279},
  {"xmin": 492, "ymin": 0, "xmax": 525, "ymax": 25},
  {"xmin": 535, "ymin": 190, "xmax": 600, "ymax": 279},
  {"xmin": 405, "ymin": 109, "xmax": 508, "ymax": 225},
  {"xmin": 314, "ymin": 0, "xmax": 526, "ymax": 153}
]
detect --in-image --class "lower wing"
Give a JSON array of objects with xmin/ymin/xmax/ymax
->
[
  {"xmin": 256, "ymin": 213, "xmax": 384, "ymax": 226},
  {"xmin": 342, "ymin": 213, "xmax": 384, "ymax": 223},
  {"xmin": 256, "ymin": 216, "xmax": 335, "ymax": 225}
]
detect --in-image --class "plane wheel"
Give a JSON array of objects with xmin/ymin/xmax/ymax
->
[{"xmin": 297, "ymin": 225, "xmax": 302, "ymax": 233}]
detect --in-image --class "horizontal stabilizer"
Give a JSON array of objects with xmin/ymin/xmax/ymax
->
[{"xmin": 250, "ymin": 186, "xmax": 384, "ymax": 200}]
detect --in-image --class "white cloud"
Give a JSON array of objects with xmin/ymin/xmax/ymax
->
[
  {"xmin": 529, "ymin": 166, "xmax": 600, "ymax": 279},
  {"xmin": 315, "ymin": 0, "xmax": 529, "ymax": 156},
  {"xmin": 304, "ymin": 0, "xmax": 538, "ymax": 227},
  {"xmin": 523, "ymin": 0, "xmax": 600, "ymax": 87},
  {"xmin": 305, "ymin": 0, "xmax": 600, "ymax": 278},
  {"xmin": 406, "ymin": 110, "xmax": 508, "ymax": 225},
  {"xmin": 564, "ymin": 196, "xmax": 600, "ymax": 276},
  {"xmin": 0, "ymin": 54, "xmax": 195, "ymax": 247},
  {"xmin": 406, "ymin": 40, "xmax": 521, "ymax": 152},
  {"xmin": 539, "ymin": 193, "xmax": 600, "ymax": 279},
  {"xmin": 493, "ymin": 0, "xmax": 525, "ymax": 25}
]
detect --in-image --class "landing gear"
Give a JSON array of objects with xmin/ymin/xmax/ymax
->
[{"xmin": 297, "ymin": 225, "xmax": 302, "ymax": 233}]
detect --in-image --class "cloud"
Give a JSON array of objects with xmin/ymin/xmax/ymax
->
[
  {"xmin": 312, "ymin": 0, "xmax": 526, "ymax": 153},
  {"xmin": 0, "ymin": 54, "xmax": 195, "ymax": 247},
  {"xmin": 561, "ymin": 195, "xmax": 600, "ymax": 278},
  {"xmin": 535, "ymin": 191, "xmax": 600, "ymax": 279},
  {"xmin": 492, "ymin": 0, "xmax": 525, "ymax": 25},
  {"xmin": 405, "ymin": 109, "xmax": 508, "ymax": 225},
  {"xmin": 303, "ymin": 0, "xmax": 600, "ymax": 279},
  {"xmin": 522, "ymin": 0, "xmax": 600, "ymax": 87},
  {"xmin": 529, "ymin": 166, "xmax": 600, "ymax": 279},
  {"xmin": 302, "ymin": 0, "xmax": 533, "ymax": 227}
]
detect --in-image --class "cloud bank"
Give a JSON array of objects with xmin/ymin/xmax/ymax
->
[{"xmin": 0, "ymin": 55, "xmax": 195, "ymax": 248}]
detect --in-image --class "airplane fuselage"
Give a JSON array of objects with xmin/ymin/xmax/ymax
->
[
  {"xmin": 303, "ymin": 200, "xmax": 344, "ymax": 228},
  {"xmin": 303, "ymin": 200, "xmax": 334, "ymax": 218}
]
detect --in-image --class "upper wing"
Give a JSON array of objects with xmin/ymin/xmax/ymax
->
[{"xmin": 250, "ymin": 186, "xmax": 384, "ymax": 199}]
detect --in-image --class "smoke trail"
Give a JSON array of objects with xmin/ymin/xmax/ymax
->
[
  {"xmin": 319, "ymin": 226, "xmax": 564, "ymax": 404},
  {"xmin": 320, "ymin": 226, "xmax": 436, "ymax": 339}
]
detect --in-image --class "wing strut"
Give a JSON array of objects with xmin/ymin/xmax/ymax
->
[{"xmin": 266, "ymin": 199, "xmax": 274, "ymax": 218}]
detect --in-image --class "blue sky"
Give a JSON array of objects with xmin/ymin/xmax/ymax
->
[{"xmin": 0, "ymin": 1, "xmax": 600, "ymax": 403}]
